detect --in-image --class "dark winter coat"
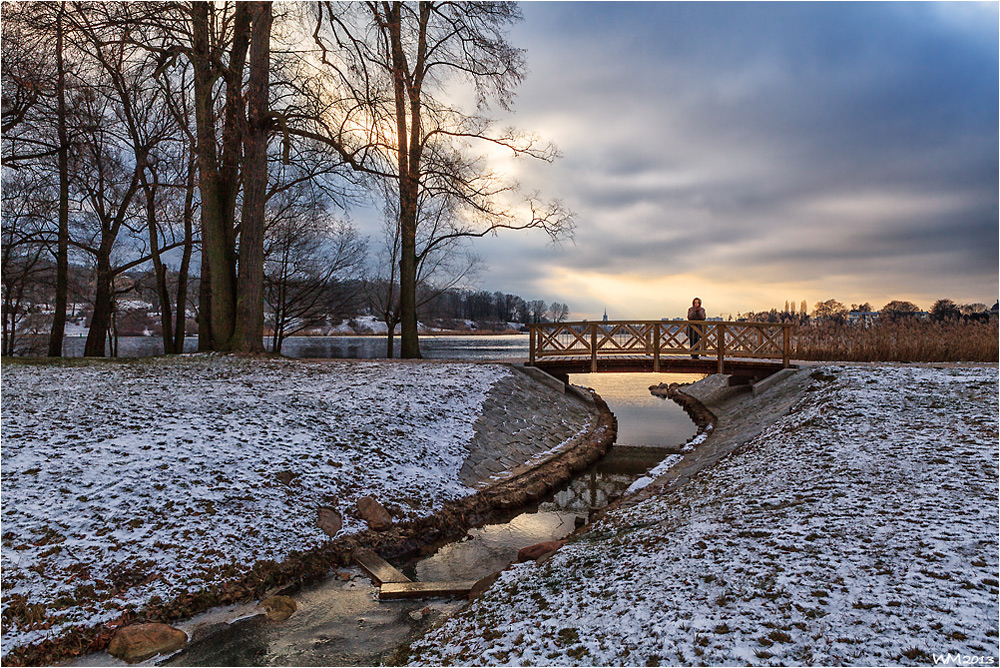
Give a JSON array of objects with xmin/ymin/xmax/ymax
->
[{"xmin": 687, "ymin": 306, "xmax": 706, "ymax": 321}]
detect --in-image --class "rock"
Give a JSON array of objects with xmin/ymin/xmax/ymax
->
[
  {"xmin": 317, "ymin": 506, "xmax": 342, "ymax": 537},
  {"xmin": 259, "ymin": 595, "xmax": 297, "ymax": 621},
  {"xmin": 108, "ymin": 623, "xmax": 187, "ymax": 664},
  {"xmin": 357, "ymin": 495, "xmax": 392, "ymax": 531},
  {"xmin": 468, "ymin": 570, "xmax": 504, "ymax": 599},
  {"xmin": 516, "ymin": 540, "xmax": 566, "ymax": 563},
  {"xmin": 275, "ymin": 470, "xmax": 297, "ymax": 486}
]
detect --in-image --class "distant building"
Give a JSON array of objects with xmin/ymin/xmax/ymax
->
[
  {"xmin": 848, "ymin": 311, "xmax": 879, "ymax": 326},
  {"xmin": 602, "ymin": 309, "xmax": 608, "ymax": 322}
]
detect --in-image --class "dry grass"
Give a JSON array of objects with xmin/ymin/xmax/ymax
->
[{"xmin": 793, "ymin": 319, "xmax": 998, "ymax": 362}]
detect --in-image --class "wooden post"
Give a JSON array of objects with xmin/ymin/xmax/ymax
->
[
  {"xmin": 529, "ymin": 325, "xmax": 536, "ymax": 365},
  {"xmin": 590, "ymin": 323, "xmax": 598, "ymax": 373},
  {"xmin": 717, "ymin": 323, "xmax": 726, "ymax": 375},
  {"xmin": 653, "ymin": 322, "xmax": 660, "ymax": 372},
  {"xmin": 782, "ymin": 324, "xmax": 791, "ymax": 368}
]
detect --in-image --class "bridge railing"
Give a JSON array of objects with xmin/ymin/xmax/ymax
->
[{"xmin": 528, "ymin": 320, "xmax": 794, "ymax": 373}]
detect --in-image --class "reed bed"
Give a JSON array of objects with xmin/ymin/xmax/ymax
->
[{"xmin": 793, "ymin": 319, "xmax": 999, "ymax": 363}]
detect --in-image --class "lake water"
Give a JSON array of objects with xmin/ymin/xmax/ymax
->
[{"xmin": 59, "ymin": 334, "xmax": 530, "ymax": 361}]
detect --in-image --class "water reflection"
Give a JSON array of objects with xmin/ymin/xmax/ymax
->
[
  {"xmin": 409, "ymin": 439, "xmax": 685, "ymax": 585},
  {"xmin": 570, "ymin": 372, "xmax": 702, "ymax": 446},
  {"xmin": 58, "ymin": 334, "xmax": 529, "ymax": 361},
  {"xmin": 413, "ymin": 511, "xmax": 579, "ymax": 583}
]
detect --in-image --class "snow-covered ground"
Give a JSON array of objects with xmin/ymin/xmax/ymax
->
[
  {"xmin": 0, "ymin": 355, "xmax": 514, "ymax": 657},
  {"xmin": 408, "ymin": 365, "xmax": 999, "ymax": 667}
]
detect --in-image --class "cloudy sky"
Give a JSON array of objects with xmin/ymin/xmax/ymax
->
[{"xmin": 418, "ymin": 1, "xmax": 997, "ymax": 320}]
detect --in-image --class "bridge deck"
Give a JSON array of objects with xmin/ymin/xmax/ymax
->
[{"xmin": 531, "ymin": 354, "xmax": 786, "ymax": 381}]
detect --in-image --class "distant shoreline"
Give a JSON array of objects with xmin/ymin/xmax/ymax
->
[
  {"xmin": 58, "ymin": 330, "xmax": 531, "ymax": 340},
  {"xmin": 299, "ymin": 330, "xmax": 530, "ymax": 337}
]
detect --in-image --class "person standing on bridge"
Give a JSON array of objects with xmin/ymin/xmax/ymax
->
[{"xmin": 687, "ymin": 297, "xmax": 706, "ymax": 358}]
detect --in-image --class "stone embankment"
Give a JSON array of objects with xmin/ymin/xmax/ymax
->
[{"xmin": 461, "ymin": 366, "xmax": 598, "ymax": 486}]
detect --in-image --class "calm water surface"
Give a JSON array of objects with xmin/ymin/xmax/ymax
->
[{"xmin": 59, "ymin": 334, "xmax": 529, "ymax": 361}]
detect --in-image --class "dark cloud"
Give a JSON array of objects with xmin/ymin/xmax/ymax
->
[{"xmin": 467, "ymin": 2, "xmax": 998, "ymax": 312}]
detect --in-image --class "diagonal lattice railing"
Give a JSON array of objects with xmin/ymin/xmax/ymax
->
[{"xmin": 529, "ymin": 320, "xmax": 794, "ymax": 372}]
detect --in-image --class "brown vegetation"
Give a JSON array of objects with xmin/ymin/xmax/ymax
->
[{"xmin": 793, "ymin": 319, "xmax": 998, "ymax": 363}]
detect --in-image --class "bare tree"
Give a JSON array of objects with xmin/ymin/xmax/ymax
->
[
  {"xmin": 367, "ymin": 188, "xmax": 483, "ymax": 357},
  {"xmin": 66, "ymin": 4, "xmax": 197, "ymax": 355},
  {"xmin": 1, "ymin": 170, "xmax": 55, "ymax": 355},
  {"xmin": 1, "ymin": 2, "xmax": 78, "ymax": 356},
  {"xmin": 135, "ymin": 2, "xmax": 349, "ymax": 353},
  {"xmin": 48, "ymin": 2, "xmax": 72, "ymax": 356},
  {"xmin": 230, "ymin": 1, "xmax": 273, "ymax": 353},
  {"xmin": 931, "ymin": 298, "xmax": 961, "ymax": 322},
  {"xmin": 264, "ymin": 192, "xmax": 367, "ymax": 354},
  {"xmin": 547, "ymin": 301, "xmax": 569, "ymax": 323},
  {"xmin": 881, "ymin": 300, "xmax": 921, "ymax": 321},
  {"xmin": 813, "ymin": 299, "xmax": 848, "ymax": 323},
  {"xmin": 526, "ymin": 299, "xmax": 547, "ymax": 324},
  {"xmin": 307, "ymin": 1, "xmax": 572, "ymax": 358},
  {"xmin": 70, "ymin": 91, "xmax": 144, "ymax": 357}
]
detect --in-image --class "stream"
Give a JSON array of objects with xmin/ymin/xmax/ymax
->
[{"xmin": 140, "ymin": 372, "xmax": 702, "ymax": 666}]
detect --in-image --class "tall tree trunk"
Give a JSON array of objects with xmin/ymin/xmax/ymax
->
[
  {"xmin": 191, "ymin": 2, "xmax": 237, "ymax": 350},
  {"xmin": 385, "ymin": 2, "xmax": 421, "ymax": 359},
  {"xmin": 47, "ymin": 2, "xmax": 70, "ymax": 357},
  {"xmin": 231, "ymin": 1, "xmax": 271, "ymax": 353},
  {"xmin": 198, "ymin": 258, "xmax": 212, "ymax": 350},
  {"xmin": 3, "ymin": 290, "xmax": 16, "ymax": 356},
  {"xmin": 141, "ymin": 169, "xmax": 175, "ymax": 354},
  {"xmin": 84, "ymin": 254, "xmax": 114, "ymax": 357},
  {"xmin": 398, "ymin": 202, "xmax": 420, "ymax": 358},
  {"xmin": 385, "ymin": 313, "xmax": 399, "ymax": 358},
  {"xmin": 109, "ymin": 303, "xmax": 118, "ymax": 358},
  {"xmin": 173, "ymin": 156, "xmax": 196, "ymax": 353},
  {"xmin": 270, "ymin": 305, "xmax": 282, "ymax": 353}
]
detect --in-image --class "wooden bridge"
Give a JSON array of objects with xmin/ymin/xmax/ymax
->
[{"xmin": 528, "ymin": 320, "xmax": 795, "ymax": 383}]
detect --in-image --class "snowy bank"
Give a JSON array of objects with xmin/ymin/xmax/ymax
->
[
  {"xmin": 1, "ymin": 355, "xmax": 525, "ymax": 660},
  {"xmin": 408, "ymin": 365, "xmax": 999, "ymax": 666}
]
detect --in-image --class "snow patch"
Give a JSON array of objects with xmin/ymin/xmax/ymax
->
[{"xmin": 1, "ymin": 355, "xmax": 514, "ymax": 656}]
